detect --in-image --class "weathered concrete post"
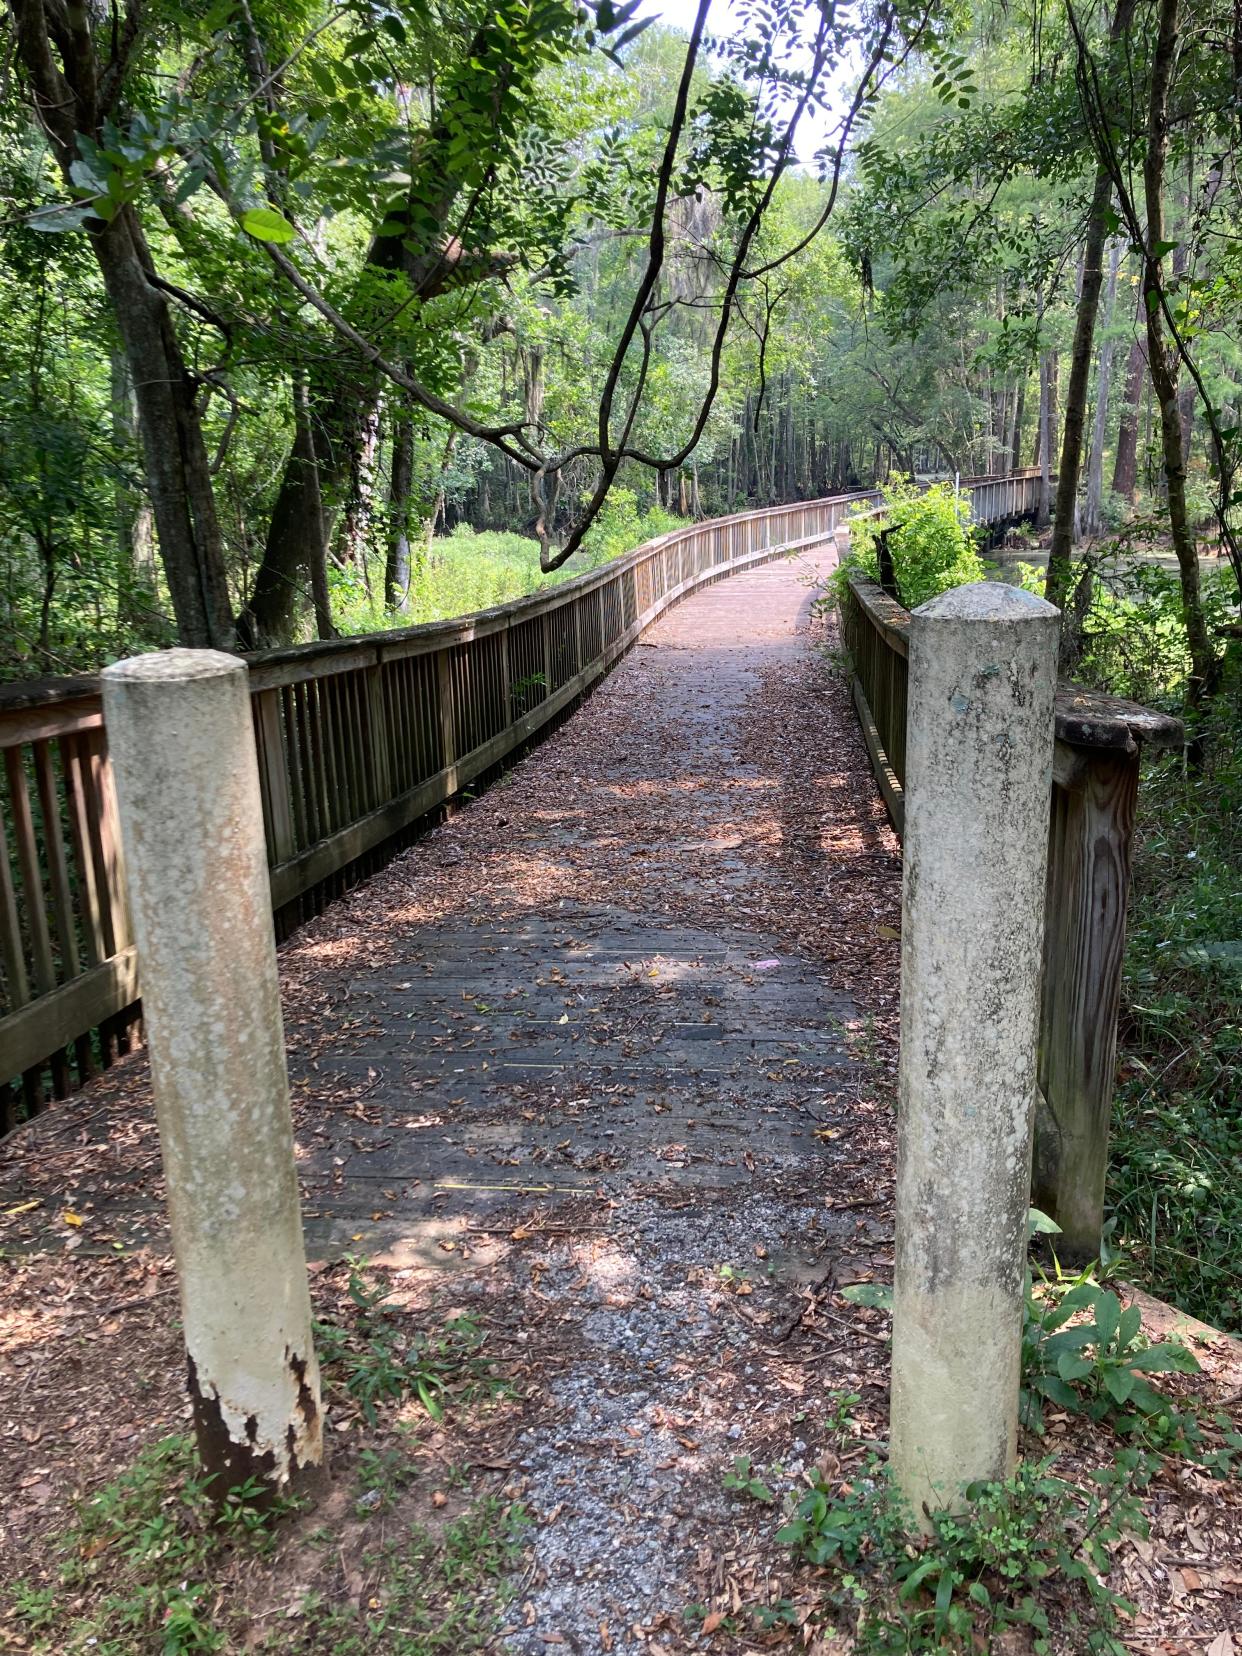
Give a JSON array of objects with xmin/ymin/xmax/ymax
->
[
  {"xmin": 889, "ymin": 583, "xmax": 1059, "ymax": 1528},
  {"xmin": 102, "ymin": 650, "xmax": 323, "ymax": 1501}
]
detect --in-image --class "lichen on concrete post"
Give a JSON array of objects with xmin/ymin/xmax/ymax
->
[
  {"xmin": 889, "ymin": 582, "xmax": 1059, "ymax": 1529},
  {"xmin": 102, "ymin": 649, "xmax": 323, "ymax": 1501}
]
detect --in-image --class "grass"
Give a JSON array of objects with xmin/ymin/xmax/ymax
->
[
  {"xmin": 1106, "ymin": 677, "xmax": 1242, "ymax": 1333},
  {"xmin": 329, "ymin": 500, "xmax": 686, "ymax": 636},
  {"xmin": 4, "ymin": 1261, "xmax": 526, "ymax": 1654},
  {"xmin": 5, "ymin": 1433, "xmax": 526, "ymax": 1655},
  {"xmin": 6, "ymin": 1434, "xmax": 282, "ymax": 1654},
  {"xmin": 276, "ymin": 1497, "xmax": 528, "ymax": 1654}
]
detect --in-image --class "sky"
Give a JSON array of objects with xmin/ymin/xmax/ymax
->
[{"xmin": 634, "ymin": 0, "xmax": 851, "ymax": 167}]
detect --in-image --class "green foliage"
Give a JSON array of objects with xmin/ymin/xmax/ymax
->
[
  {"xmin": 329, "ymin": 505, "xmax": 686, "ymax": 638},
  {"xmin": 755, "ymin": 1452, "xmax": 1150, "ymax": 1653},
  {"xmin": 314, "ymin": 1259, "xmax": 509, "ymax": 1424},
  {"xmin": 580, "ymin": 488, "xmax": 683, "ymax": 564},
  {"xmin": 1073, "ymin": 560, "xmax": 1239, "ymax": 707},
  {"xmin": 1108, "ymin": 685, "xmax": 1242, "ymax": 1332},
  {"xmin": 6, "ymin": 1434, "xmax": 295, "ymax": 1654},
  {"xmin": 722, "ymin": 1455, "xmax": 775, "ymax": 1503},
  {"xmin": 1021, "ymin": 1279, "xmax": 1202, "ymax": 1437},
  {"xmin": 283, "ymin": 1497, "xmax": 529, "ymax": 1654},
  {"xmin": 834, "ymin": 479, "xmax": 986, "ymax": 610}
]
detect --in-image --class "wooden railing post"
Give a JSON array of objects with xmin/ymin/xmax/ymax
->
[
  {"xmin": 364, "ymin": 663, "xmax": 392, "ymax": 812},
  {"xmin": 437, "ymin": 648, "xmax": 456, "ymax": 775},
  {"xmin": 1033, "ymin": 745, "xmax": 1141, "ymax": 1260},
  {"xmin": 253, "ymin": 687, "xmax": 296, "ymax": 869}
]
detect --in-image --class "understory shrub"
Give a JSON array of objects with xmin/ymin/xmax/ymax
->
[
  {"xmin": 1108, "ymin": 672, "xmax": 1242, "ymax": 1332},
  {"xmin": 834, "ymin": 477, "xmax": 986, "ymax": 609}
]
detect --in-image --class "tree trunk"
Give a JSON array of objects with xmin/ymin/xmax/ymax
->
[
  {"xmin": 384, "ymin": 414, "xmax": 415, "ymax": 612},
  {"xmin": 1111, "ymin": 304, "xmax": 1148, "ymax": 501},
  {"xmin": 9, "ymin": 0, "xmax": 235, "ymax": 652},
  {"xmin": 336, "ymin": 395, "xmax": 382, "ymax": 568},
  {"xmin": 1010, "ymin": 371, "xmax": 1027, "ymax": 475},
  {"xmin": 110, "ymin": 350, "xmax": 160, "ymax": 638},
  {"xmin": 92, "ymin": 213, "xmax": 235, "ymax": 649},
  {"xmin": 238, "ymin": 374, "xmax": 379, "ymax": 646},
  {"xmin": 1141, "ymin": 0, "xmax": 1218, "ymax": 697},
  {"xmin": 284, "ymin": 381, "xmax": 334, "ymax": 641},
  {"xmin": 1045, "ymin": 0, "xmax": 1134, "ymax": 611},
  {"xmin": 1036, "ymin": 352, "xmax": 1053, "ymax": 528},
  {"xmin": 1084, "ymin": 241, "xmax": 1122, "ymax": 537}
]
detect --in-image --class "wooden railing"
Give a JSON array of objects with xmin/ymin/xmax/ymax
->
[
  {"xmin": 2, "ymin": 490, "xmax": 888, "ymax": 1127},
  {"xmin": 839, "ymin": 569, "xmax": 1183, "ymax": 1258},
  {"xmin": 0, "ymin": 470, "xmax": 1062, "ymax": 1132}
]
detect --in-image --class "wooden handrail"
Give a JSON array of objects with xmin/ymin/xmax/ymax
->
[
  {"xmin": 839, "ymin": 567, "xmax": 1183, "ymax": 1261},
  {"xmin": 0, "ymin": 474, "xmax": 1035, "ymax": 1130}
]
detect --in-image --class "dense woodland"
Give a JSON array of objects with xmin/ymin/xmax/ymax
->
[
  {"xmin": 1, "ymin": 2, "xmax": 1240, "ymax": 1327},
  {"xmin": 4, "ymin": 9, "xmax": 1242, "ymax": 1650},
  {"xmin": 0, "ymin": 0, "xmax": 1238, "ymax": 683}
]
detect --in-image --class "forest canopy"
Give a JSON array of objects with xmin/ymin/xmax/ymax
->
[{"xmin": 1, "ymin": 0, "xmax": 1240, "ymax": 691}]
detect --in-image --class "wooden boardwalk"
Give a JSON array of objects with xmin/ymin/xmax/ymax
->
[
  {"xmin": 1, "ymin": 542, "xmax": 911, "ymax": 1644},
  {"xmin": 0, "ymin": 543, "xmax": 902, "ymax": 1263}
]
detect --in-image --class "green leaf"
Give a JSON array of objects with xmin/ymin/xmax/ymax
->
[
  {"xmin": 1102, "ymin": 1366, "xmax": 1136, "ymax": 1405},
  {"xmin": 173, "ymin": 169, "xmax": 206, "ymax": 205},
  {"xmin": 1056, "ymin": 1351, "xmax": 1093, "ymax": 1383},
  {"xmin": 934, "ymin": 1567, "xmax": 957, "ymax": 1619},
  {"xmin": 1128, "ymin": 1342, "xmax": 1200, "ymax": 1374},
  {"xmin": 898, "ymin": 1557, "xmax": 941, "ymax": 1598},
  {"xmin": 1033, "ymin": 1376, "xmax": 1082, "ymax": 1411},
  {"xmin": 1092, "ymin": 1291, "xmax": 1121, "ymax": 1350},
  {"xmin": 240, "ymin": 206, "xmax": 295, "ymax": 244},
  {"xmin": 1117, "ymin": 1304, "xmax": 1142, "ymax": 1352},
  {"xmin": 1027, "ymin": 1207, "xmax": 1062, "ymax": 1236},
  {"xmin": 28, "ymin": 203, "xmax": 93, "ymax": 233},
  {"xmin": 841, "ymin": 1282, "xmax": 892, "ymax": 1310}
]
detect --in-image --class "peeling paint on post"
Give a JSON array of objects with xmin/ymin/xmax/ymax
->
[
  {"xmin": 102, "ymin": 650, "xmax": 323, "ymax": 1502},
  {"xmin": 889, "ymin": 583, "xmax": 1058, "ymax": 1529}
]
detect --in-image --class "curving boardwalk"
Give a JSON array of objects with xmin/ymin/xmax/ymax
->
[{"xmin": 0, "ymin": 542, "xmax": 906, "ymax": 1644}]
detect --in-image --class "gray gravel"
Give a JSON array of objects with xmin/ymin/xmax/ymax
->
[{"xmin": 497, "ymin": 1190, "xmax": 860, "ymax": 1655}]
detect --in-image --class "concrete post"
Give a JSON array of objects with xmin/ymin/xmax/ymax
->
[
  {"xmin": 889, "ymin": 583, "xmax": 1058, "ymax": 1528},
  {"xmin": 102, "ymin": 650, "xmax": 323, "ymax": 1501}
]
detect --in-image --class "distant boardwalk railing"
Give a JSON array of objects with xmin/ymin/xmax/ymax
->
[
  {"xmin": 0, "ymin": 471, "xmax": 1054, "ymax": 1130},
  {"xmin": 839, "ymin": 564, "xmax": 1182, "ymax": 1257}
]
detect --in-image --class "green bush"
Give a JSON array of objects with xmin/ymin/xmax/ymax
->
[
  {"xmin": 1074, "ymin": 563, "xmax": 1237, "ymax": 707},
  {"xmin": 834, "ymin": 477, "xmax": 986, "ymax": 610},
  {"xmin": 1108, "ymin": 677, "xmax": 1242, "ymax": 1332}
]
